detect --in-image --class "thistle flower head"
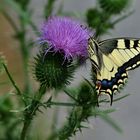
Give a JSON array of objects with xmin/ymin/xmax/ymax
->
[{"xmin": 40, "ymin": 16, "xmax": 92, "ymax": 60}]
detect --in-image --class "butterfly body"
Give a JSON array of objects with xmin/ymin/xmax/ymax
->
[{"xmin": 88, "ymin": 37, "xmax": 140, "ymax": 104}]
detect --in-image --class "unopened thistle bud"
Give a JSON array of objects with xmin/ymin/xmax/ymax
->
[
  {"xmin": 99, "ymin": 0, "xmax": 130, "ymax": 14},
  {"xmin": 77, "ymin": 82, "xmax": 97, "ymax": 106}
]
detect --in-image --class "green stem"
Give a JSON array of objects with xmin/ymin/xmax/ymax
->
[
  {"xmin": 20, "ymin": 85, "xmax": 46, "ymax": 140},
  {"xmin": 3, "ymin": 63, "xmax": 27, "ymax": 105},
  {"xmin": 44, "ymin": 0, "xmax": 56, "ymax": 19},
  {"xmin": 48, "ymin": 101, "xmax": 77, "ymax": 107},
  {"xmin": 58, "ymin": 107, "xmax": 83, "ymax": 140},
  {"xmin": 20, "ymin": 120, "xmax": 31, "ymax": 140},
  {"xmin": 18, "ymin": 16, "xmax": 31, "ymax": 94},
  {"xmin": 49, "ymin": 93, "xmax": 59, "ymax": 140},
  {"xmin": 112, "ymin": 10, "xmax": 134, "ymax": 26},
  {"xmin": 63, "ymin": 89, "xmax": 78, "ymax": 102},
  {"xmin": 47, "ymin": 105, "xmax": 92, "ymax": 140},
  {"xmin": 57, "ymin": 0, "xmax": 64, "ymax": 15},
  {"xmin": 3, "ymin": 64, "xmax": 21, "ymax": 95}
]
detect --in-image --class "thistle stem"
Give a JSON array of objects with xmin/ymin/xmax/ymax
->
[
  {"xmin": 20, "ymin": 120, "xmax": 31, "ymax": 140},
  {"xmin": 112, "ymin": 10, "xmax": 134, "ymax": 25},
  {"xmin": 3, "ymin": 64, "xmax": 21, "ymax": 96},
  {"xmin": 49, "ymin": 93, "xmax": 59, "ymax": 140},
  {"xmin": 44, "ymin": 0, "xmax": 56, "ymax": 19},
  {"xmin": 48, "ymin": 101, "xmax": 77, "ymax": 107},
  {"xmin": 47, "ymin": 105, "xmax": 92, "ymax": 140},
  {"xmin": 20, "ymin": 85, "xmax": 46, "ymax": 140},
  {"xmin": 18, "ymin": 16, "xmax": 31, "ymax": 94},
  {"xmin": 3, "ymin": 64, "xmax": 27, "ymax": 105}
]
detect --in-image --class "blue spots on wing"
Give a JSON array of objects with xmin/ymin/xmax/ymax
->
[
  {"xmin": 115, "ymin": 73, "xmax": 120, "ymax": 79},
  {"xmin": 100, "ymin": 67, "xmax": 126, "ymax": 91},
  {"xmin": 101, "ymin": 79, "xmax": 113, "ymax": 89},
  {"xmin": 118, "ymin": 67, "xmax": 125, "ymax": 73},
  {"xmin": 112, "ymin": 78, "xmax": 117, "ymax": 83},
  {"xmin": 101, "ymin": 79, "xmax": 108, "ymax": 85},
  {"xmin": 108, "ymin": 81, "xmax": 113, "ymax": 88}
]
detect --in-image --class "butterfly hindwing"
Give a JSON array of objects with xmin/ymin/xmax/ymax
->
[
  {"xmin": 96, "ymin": 54, "xmax": 128, "ymax": 104},
  {"xmin": 88, "ymin": 38, "xmax": 140, "ymax": 104}
]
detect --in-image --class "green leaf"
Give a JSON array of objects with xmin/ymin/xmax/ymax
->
[
  {"xmin": 100, "ymin": 113, "xmax": 122, "ymax": 133},
  {"xmin": 101, "ymin": 108, "xmax": 117, "ymax": 114},
  {"xmin": 64, "ymin": 89, "xmax": 78, "ymax": 102},
  {"xmin": 113, "ymin": 94, "xmax": 130, "ymax": 102},
  {"xmin": 93, "ymin": 108, "xmax": 122, "ymax": 133},
  {"xmin": 64, "ymin": 87, "xmax": 78, "ymax": 97},
  {"xmin": 100, "ymin": 94, "xmax": 130, "ymax": 103}
]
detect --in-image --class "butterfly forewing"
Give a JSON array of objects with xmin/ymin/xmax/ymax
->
[{"xmin": 99, "ymin": 38, "xmax": 140, "ymax": 70}]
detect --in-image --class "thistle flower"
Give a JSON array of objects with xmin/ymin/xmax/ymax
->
[
  {"xmin": 40, "ymin": 16, "xmax": 92, "ymax": 60},
  {"xmin": 34, "ymin": 16, "xmax": 93, "ymax": 89}
]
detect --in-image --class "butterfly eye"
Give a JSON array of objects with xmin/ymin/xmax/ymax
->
[{"xmin": 80, "ymin": 24, "xmax": 87, "ymax": 30}]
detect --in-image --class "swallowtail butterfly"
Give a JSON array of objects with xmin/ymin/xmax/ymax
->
[{"xmin": 88, "ymin": 37, "xmax": 140, "ymax": 104}]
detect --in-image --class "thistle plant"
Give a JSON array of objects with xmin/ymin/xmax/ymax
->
[{"xmin": 0, "ymin": 0, "xmax": 132, "ymax": 140}]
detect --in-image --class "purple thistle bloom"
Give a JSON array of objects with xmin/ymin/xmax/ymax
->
[{"xmin": 40, "ymin": 16, "xmax": 93, "ymax": 60}]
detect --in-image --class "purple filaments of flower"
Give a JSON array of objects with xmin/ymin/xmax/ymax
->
[{"xmin": 40, "ymin": 16, "xmax": 92, "ymax": 60}]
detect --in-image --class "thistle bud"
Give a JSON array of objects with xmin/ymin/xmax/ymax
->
[
  {"xmin": 99, "ymin": 0, "xmax": 130, "ymax": 14},
  {"xmin": 77, "ymin": 82, "xmax": 97, "ymax": 106},
  {"xmin": 33, "ymin": 50, "xmax": 75, "ymax": 89}
]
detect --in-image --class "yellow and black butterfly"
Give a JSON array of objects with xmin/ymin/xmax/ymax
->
[{"xmin": 88, "ymin": 37, "xmax": 140, "ymax": 104}]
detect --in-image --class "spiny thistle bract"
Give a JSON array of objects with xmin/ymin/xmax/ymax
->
[
  {"xmin": 99, "ymin": 0, "xmax": 130, "ymax": 14},
  {"xmin": 33, "ymin": 50, "xmax": 75, "ymax": 89}
]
